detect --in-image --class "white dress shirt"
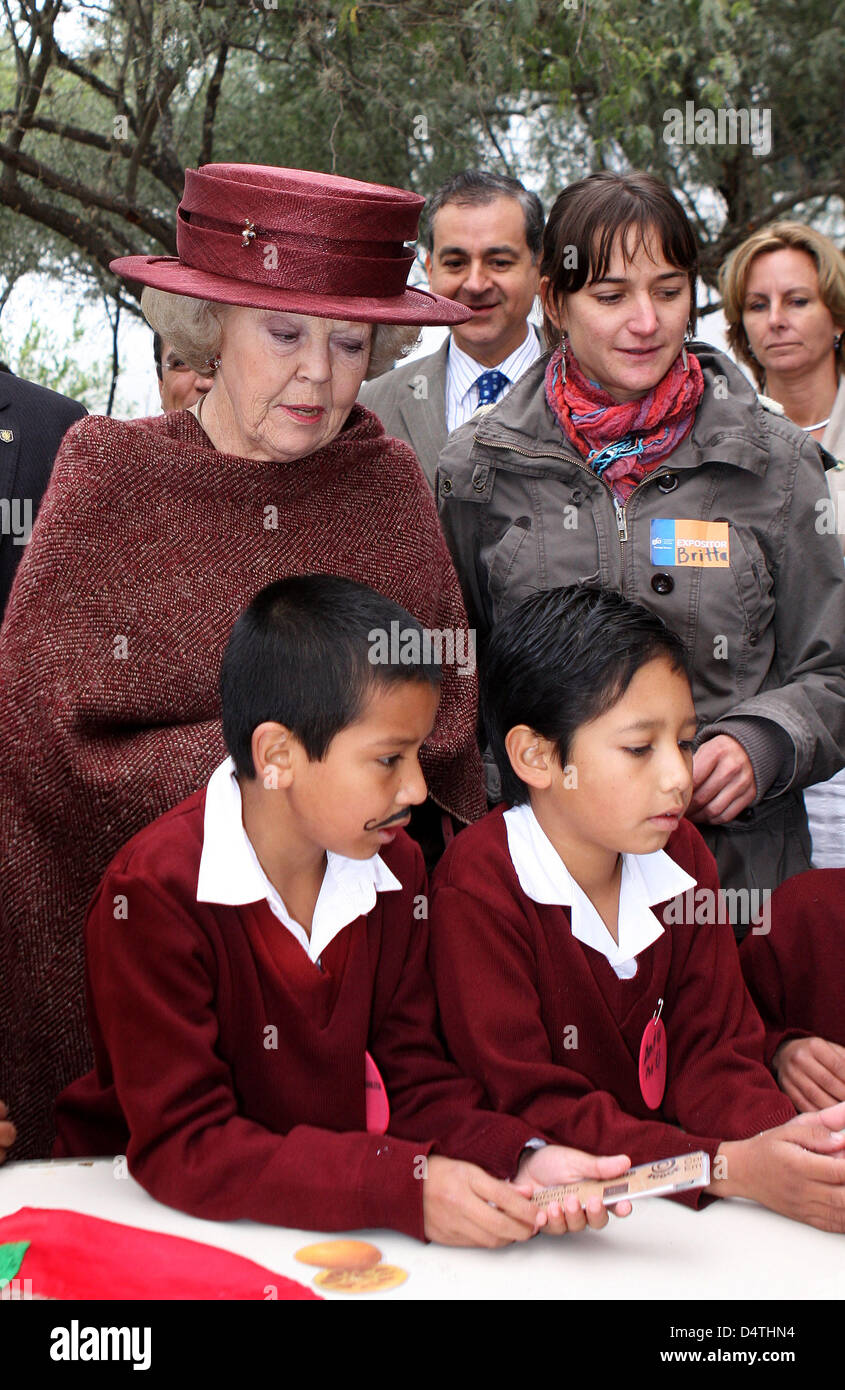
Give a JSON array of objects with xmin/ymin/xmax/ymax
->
[
  {"xmin": 196, "ymin": 758, "xmax": 402, "ymax": 965},
  {"xmin": 504, "ymin": 803, "xmax": 697, "ymax": 980},
  {"xmin": 444, "ymin": 327, "xmax": 541, "ymax": 433}
]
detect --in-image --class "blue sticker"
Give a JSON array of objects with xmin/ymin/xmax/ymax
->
[{"xmin": 650, "ymin": 518, "xmax": 677, "ymax": 566}]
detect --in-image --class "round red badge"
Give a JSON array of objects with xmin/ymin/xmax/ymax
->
[
  {"xmin": 638, "ymin": 998, "xmax": 667, "ymax": 1110},
  {"xmin": 364, "ymin": 1051, "xmax": 390, "ymax": 1134}
]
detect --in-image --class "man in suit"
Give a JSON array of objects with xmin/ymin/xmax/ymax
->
[
  {"xmin": 0, "ymin": 370, "xmax": 86, "ymax": 621},
  {"xmin": 360, "ymin": 170, "xmax": 543, "ymax": 488}
]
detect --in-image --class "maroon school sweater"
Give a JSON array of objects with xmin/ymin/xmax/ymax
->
[
  {"xmin": 54, "ymin": 790, "xmax": 533, "ymax": 1241},
  {"xmin": 740, "ymin": 869, "xmax": 845, "ymax": 1064},
  {"xmin": 429, "ymin": 807, "xmax": 795, "ymax": 1207}
]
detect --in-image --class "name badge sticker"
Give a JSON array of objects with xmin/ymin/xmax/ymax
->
[
  {"xmin": 638, "ymin": 997, "xmax": 667, "ymax": 1110},
  {"xmin": 364, "ymin": 1051, "xmax": 390, "ymax": 1134},
  {"xmin": 650, "ymin": 518, "xmax": 730, "ymax": 567}
]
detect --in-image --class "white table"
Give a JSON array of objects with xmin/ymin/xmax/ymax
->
[{"xmin": 1, "ymin": 1157, "xmax": 842, "ymax": 1301}]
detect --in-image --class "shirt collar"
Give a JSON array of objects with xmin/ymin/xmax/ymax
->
[
  {"xmin": 448, "ymin": 327, "xmax": 539, "ymax": 391},
  {"xmin": 197, "ymin": 758, "xmax": 402, "ymax": 963},
  {"xmin": 503, "ymin": 802, "xmax": 696, "ymax": 979}
]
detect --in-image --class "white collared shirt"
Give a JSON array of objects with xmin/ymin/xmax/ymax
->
[
  {"xmin": 444, "ymin": 328, "xmax": 541, "ymax": 433},
  {"xmin": 197, "ymin": 758, "xmax": 402, "ymax": 965},
  {"xmin": 503, "ymin": 803, "xmax": 696, "ymax": 980}
]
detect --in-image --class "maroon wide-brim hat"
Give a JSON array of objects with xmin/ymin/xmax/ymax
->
[{"xmin": 110, "ymin": 163, "xmax": 471, "ymax": 326}]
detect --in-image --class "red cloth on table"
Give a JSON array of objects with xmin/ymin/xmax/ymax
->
[
  {"xmin": 429, "ymin": 807, "xmax": 795, "ymax": 1208},
  {"xmin": 54, "ymin": 793, "xmax": 535, "ymax": 1240},
  {"xmin": 0, "ymin": 1207, "xmax": 318, "ymax": 1300},
  {"xmin": 0, "ymin": 404, "xmax": 485, "ymax": 1158}
]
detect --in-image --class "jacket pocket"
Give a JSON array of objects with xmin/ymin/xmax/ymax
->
[
  {"xmin": 727, "ymin": 524, "xmax": 774, "ymax": 647},
  {"xmin": 487, "ymin": 515, "xmax": 533, "ymax": 610}
]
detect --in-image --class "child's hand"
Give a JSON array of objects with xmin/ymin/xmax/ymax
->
[
  {"xmin": 514, "ymin": 1145, "xmax": 634, "ymax": 1232},
  {"xmin": 0, "ymin": 1100, "xmax": 16, "ymax": 1163},
  {"xmin": 711, "ymin": 1101, "xmax": 845, "ymax": 1232},
  {"xmin": 422, "ymin": 1155, "xmax": 543, "ymax": 1247},
  {"xmin": 773, "ymin": 1037, "xmax": 845, "ymax": 1111}
]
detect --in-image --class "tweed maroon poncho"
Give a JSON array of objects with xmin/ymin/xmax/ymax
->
[{"xmin": 0, "ymin": 404, "xmax": 484, "ymax": 1158}]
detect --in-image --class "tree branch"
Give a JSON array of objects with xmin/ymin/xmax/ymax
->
[
  {"xmin": 198, "ymin": 40, "xmax": 229, "ymax": 167},
  {"xmin": 124, "ymin": 66, "xmax": 182, "ymax": 204},
  {"xmin": 104, "ymin": 292, "xmax": 120, "ymax": 416},
  {"xmin": 1, "ymin": 0, "xmax": 62, "ymax": 178},
  {"xmin": 52, "ymin": 41, "xmax": 136, "ymax": 119},
  {"xmin": 705, "ymin": 177, "xmax": 845, "ymax": 270},
  {"xmin": 0, "ymin": 178, "xmax": 145, "ymax": 280},
  {"xmin": 0, "ymin": 112, "xmax": 184, "ymax": 196},
  {"xmin": 474, "ymin": 91, "xmax": 514, "ymax": 175},
  {"xmin": 0, "ymin": 141, "xmax": 176, "ymax": 250}
]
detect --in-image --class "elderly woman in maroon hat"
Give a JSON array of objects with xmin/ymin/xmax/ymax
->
[{"xmin": 0, "ymin": 164, "xmax": 482, "ymax": 1158}]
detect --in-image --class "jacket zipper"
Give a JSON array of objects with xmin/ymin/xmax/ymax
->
[{"xmin": 478, "ymin": 438, "xmax": 669, "ymax": 546}]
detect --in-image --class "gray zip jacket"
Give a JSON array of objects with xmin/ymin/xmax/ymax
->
[{"xmin": 437, "ymin": 344, "xmax": 845, "ymax": 897}]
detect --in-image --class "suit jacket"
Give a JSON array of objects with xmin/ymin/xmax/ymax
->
[
  {"xmin": 0, "ymin": 373, "xmax": 86, "ymax": 620},
  {"xmin": 359, "ymin": 339, "xmax": 450, "ymax": 490},
  {"xmin": 359, "ymin": 327, "xmax": 545, "ymax": 491}
]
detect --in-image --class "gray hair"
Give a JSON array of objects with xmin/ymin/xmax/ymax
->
[
  {"xmin": 140, "ymin": 287, "xmax": 419, "ymax": 380},
  {"xmin": 422, "ymin": 170, "xmax": 544, "ymax": 259}
]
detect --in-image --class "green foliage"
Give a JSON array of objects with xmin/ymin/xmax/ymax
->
[
  {"xmin": 0, "ymin": 0, "xmax": 841, "ymax": 318},
  {"xmin": 0, "ymin": 309, "xmax": 111, "ymax": 411}
]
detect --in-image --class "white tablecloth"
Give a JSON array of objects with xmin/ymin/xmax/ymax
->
[{"xmin": 1, "ymin": 1157, "xmax": 842, "ymax": 1300}]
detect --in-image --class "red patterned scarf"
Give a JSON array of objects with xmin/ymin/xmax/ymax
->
[{"xmin": 545, "ymin": 343, "xmax": 704, "ymax": 501}]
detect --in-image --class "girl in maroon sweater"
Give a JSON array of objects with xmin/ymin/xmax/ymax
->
[{"xmin": 430, "ymin": 585, "xmax": 845, "ymax": 1232}]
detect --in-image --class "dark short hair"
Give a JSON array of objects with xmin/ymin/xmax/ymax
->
[
  {"xmin": 153, "ymin": 331, "xmax": 163, "ymax": 380},
  {"xmin": 482, "ymin": 585, "xmax": 691, "ymax": 806},
  {"xmin": 540, "ymin": 171, "xmax": 699, "ymax": 347},
  {"xmin": 423, "ymin": 169, "xmax": 544, "ymax": 260},
  {"xmin": 220, "ymin": 574, "xmax": 442, "ymax": 777}
]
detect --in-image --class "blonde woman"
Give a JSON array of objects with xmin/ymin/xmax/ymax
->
[
  {"xmin": 721, "ymin": 224, "xmax": 845, "ymax": 868},
  {"xmin": 720, "ymin": 220, "xmax": 845, "ymax": 520}
]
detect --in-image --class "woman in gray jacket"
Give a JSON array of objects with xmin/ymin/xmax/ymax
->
[{"xmin": 437, "ymin": 171, "xmax": 845, "ymax": 906}]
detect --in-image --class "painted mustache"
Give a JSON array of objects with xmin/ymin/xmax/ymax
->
[{"xmin": 363, "ymin": 810, "xmax": 412, "ymax": 832}]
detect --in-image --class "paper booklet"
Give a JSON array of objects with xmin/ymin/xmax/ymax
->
[{"xmin": 531, "ymin": 1150, "xmax": 711, "ymax": 1207}]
